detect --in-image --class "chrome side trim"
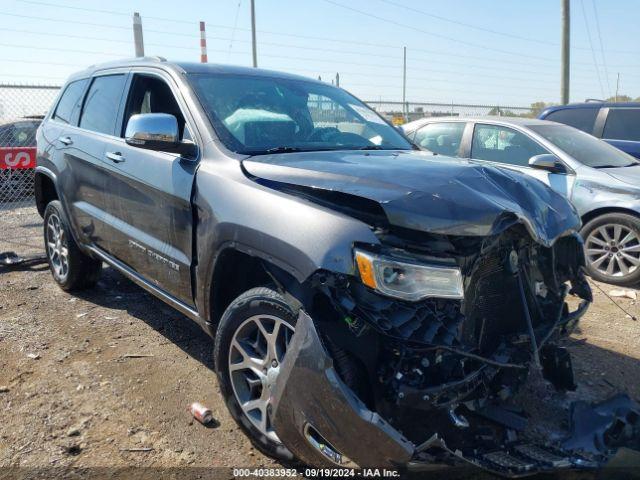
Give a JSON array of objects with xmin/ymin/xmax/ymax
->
[{"xmin": 88, "ymin": 246, "xmax": 201, "ymax": 323}]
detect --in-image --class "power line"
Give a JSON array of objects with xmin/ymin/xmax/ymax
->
[
  {"xmin": 375, "ymin": 0, "xmax": 559, "ymax": 47},
  {"xmin": 317, "ymin": 0, "xmax": 558, "ymax": 62},
  {"xmin": 580, "ymin": 0, "xmax": 605, "ymax": 98},
  {"xmin": 227, "ymin": 0, "xmax": 243, "ymax": 61},
  {"xmin": 591, "ymin": 0, "xmax": 611, "ymax": 97},
  {"xmin": 3, "ymin": 6, "xmax": 629, "ymax": 72}
]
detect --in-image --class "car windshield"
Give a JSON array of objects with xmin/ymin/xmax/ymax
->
[
  {"xmin": 188, "ymin": 73, "xmax": 412, "ymax": 155},
  {"xmin": 529, "ymin": 124, "xmax": 639, "ymax": 168}
]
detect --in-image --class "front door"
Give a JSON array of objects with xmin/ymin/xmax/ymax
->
[
  {"xmin": 101, "ymin": 72, "xmax": 198, "ymax": 306},
  {"xmin": 469, "ymin": 123, "xmax": 575, "ymax": 198}
]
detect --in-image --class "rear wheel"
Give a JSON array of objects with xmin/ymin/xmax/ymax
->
[
  {"xmin": 581, "ymin": 212, "xmax": 640, "ymax": 287},
  {"xmin": 213, "ymin": 287, "xmax": 297, "ymax": 461},
  {"xmin": 43, "ymin": 200, "xmax": 102, "ymax": 291}
]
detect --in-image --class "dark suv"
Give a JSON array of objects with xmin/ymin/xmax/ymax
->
[
  {"xmin": 539, "ymin": 102, "xmax": 640, "ymax": 158},
  {"xmin": 35, "ymin": 58, "xmax": 639, "ymax": 475}
]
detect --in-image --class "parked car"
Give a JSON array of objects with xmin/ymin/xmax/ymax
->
[
  {"xmin": 539, "ymin": 102, "xmax": 640, "ymax": 159},
  {"xmin": 0, "ymin": 116, "xmax": 41, "ymax": 202},
  {"xmin": 403, "ymin": 116, "xmax": 640, "ymax": 287},
  {"xmin": 36, "ymin": 59, "xmax": 639, "ymax": 475}
]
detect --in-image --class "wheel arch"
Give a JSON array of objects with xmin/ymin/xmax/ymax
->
[
  {"xmin": 207, "ymin": 246, "xmax": 306, "ymax": 336},
  {"xmin": 34, "ymin": 167, "xmax": 59, "ymax": 217},
  {"xmin": 581, "ymin": 207, "xmax": 640, "ymax": 230}
]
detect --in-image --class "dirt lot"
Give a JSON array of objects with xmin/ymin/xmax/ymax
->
[{"xmin": 1, "ymin": 206, "xmax": 640, "ymax": 477}]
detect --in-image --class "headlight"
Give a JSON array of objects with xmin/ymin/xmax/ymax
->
[{"xmin": 354, "ymin": 249, "xmax": 464, "ymax": 301}]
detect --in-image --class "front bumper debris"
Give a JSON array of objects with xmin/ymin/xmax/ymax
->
[
  {"xmin": 271, "ymin": 310, "xmax": 640, "ymax": 476},
  {"xmin": 270, "ymin": 310, "xmax": 415, "ymax": 468}
]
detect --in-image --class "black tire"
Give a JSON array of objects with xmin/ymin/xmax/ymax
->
[
  {"xmin": 213, "ymin": 287, "xmax": 297, "ymax": 462},
  {"xmin": 43, "ymin": 200, "xmax": 102, "ymax": 291},
  {"xmin": 581, "ymin": 212, "xmax": 640, "ymax": 287}
]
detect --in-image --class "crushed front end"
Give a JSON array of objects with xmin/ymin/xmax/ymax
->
[{"xmin": 270, "ymin": 227, "xmax": 640, "ymax": 476}]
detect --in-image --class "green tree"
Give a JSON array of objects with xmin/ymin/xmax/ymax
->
[{"xmin": 606, "ymin": 94, "xmax": 633, "ymax": 103}]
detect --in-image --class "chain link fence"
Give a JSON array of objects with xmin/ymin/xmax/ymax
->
[
  {"xmin": 1, "ymin": 84, "xmax": 59, "ymax": 259},
  {"xmin": 365, "ymin": 100, "xmax": 534, "ymax": 124}
]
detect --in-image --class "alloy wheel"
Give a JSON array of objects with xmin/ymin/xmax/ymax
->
[
  {"xmin": 46, "ymin": 212, "xmax": 69, "ymax": 281},
  {"xmin": 228, "ymin": 314, "xmax": 295, "ymax": 442},
  {"xmin": 585, "ymin": 223, "xmax": 640, "ymax": 278}
]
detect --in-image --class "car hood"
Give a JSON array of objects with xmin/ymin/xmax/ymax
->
[
  {"xmin": 243, "ymin": 150, "xmax": 580, "ymax": 247},
  {"xmin": 601, "ymin": 164, "xmax": 640, "ymax": 187}
]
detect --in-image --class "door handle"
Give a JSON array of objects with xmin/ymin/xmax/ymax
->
[
  {"xmin": 106, "ymin": 151, "xmax": 126, "ymax": 163},
  {"xmin": 58, "ymin": 136, "xmax": 73, "ymax": 146}
]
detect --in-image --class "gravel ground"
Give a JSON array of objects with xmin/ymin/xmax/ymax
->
[{"xmin": 1, "ymin": 206, "xmax": 640, "ymax": 478}]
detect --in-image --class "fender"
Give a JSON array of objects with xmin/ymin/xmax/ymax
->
[{"xmin": 192, "ymin": 162, "xmax": 381, "ymax": 324}]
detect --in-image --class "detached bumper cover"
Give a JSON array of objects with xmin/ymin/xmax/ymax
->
[
  {"xmin": 270, "ymin": 310, "xmax": 415, "ymax": 468},
  {"xmin": 270, "ymin": 311, "xmax": 640, "ymax": 475}
]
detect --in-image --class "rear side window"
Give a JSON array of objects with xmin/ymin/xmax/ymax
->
[
  {"xmin": 79, "ymin": 75, "xmax": 126, "ymax": 135},
  {"xmin": 603, "ymin": 109, "xmax": 640, "ymax": 141},
  {"xmin": 53, "ymin": 79, "xmax": 88, "ymax": 125},
  {"xmin": 543, "ymin": 108, "xmax": 598, "ymax": 134},
  {"xmin": 414, "ymin": 122, "xmax": 466, "ymax": 156}
]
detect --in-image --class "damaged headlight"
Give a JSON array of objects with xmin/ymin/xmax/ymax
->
[{"xmin": 354, "ymin": 249, "xmax": 464, "ymax": 301}]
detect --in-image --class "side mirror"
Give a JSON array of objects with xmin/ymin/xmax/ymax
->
[
  {"xmin": 528, "ymin": 154, "xmax": 567, "ymax": 174},
  {"xmin": 125, "ymin": 113, "xmax": 195, "ymax": 156}
]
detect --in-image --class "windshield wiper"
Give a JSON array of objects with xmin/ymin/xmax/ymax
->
[
  {"xmin": 595, "ymin": 163, "xmax": 638, "ymax": 169},
  {"xmin": 263, "ymin": 146, "xmax": 306, "ymax": 154}
]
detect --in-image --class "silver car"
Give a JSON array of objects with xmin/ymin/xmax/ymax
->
[{"xmin": 402, "ymin": 116, "xmax": 640, "ymax": 287}]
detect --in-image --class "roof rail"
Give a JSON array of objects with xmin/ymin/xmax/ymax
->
[
  {"xmin": 145, "ymin": 56, "xmax": 167, "ymax": 62},
  {"xmin": 585, "ymin": 98, "xmax": 605, "ymax": 103}
]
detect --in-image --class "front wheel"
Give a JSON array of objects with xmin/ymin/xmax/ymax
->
[
  {"xmin": 213, "ymin": 287, "xmax": 297, "ymax": 462},
  {"xmin": 581, "ymin": 212, "xmax": 640, "ymax": 287}
]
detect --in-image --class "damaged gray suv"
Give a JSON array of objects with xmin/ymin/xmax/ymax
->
[{"xmin": 36, "ymin": 58, "xmax": 639, "ymax": 475}]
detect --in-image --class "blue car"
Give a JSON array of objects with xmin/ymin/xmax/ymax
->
[{"xmin": 539, "ymin": 102, "xmax": 640, "ymax": 158}]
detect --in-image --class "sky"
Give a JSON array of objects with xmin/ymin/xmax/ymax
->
[{"xmin": 1, "ymin": 0, "xmax": 639, "ymax": 106}]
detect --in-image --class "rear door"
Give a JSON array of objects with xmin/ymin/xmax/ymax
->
[
  {"xmin": 100, "ymin": 70, "xmax": 198, "ymax": 305},
  {"xmin": 599, "ymin": 108, "xmax": 640, "ymax": 159},
  {"xmin": 60, "ymin": 71, "xmax": 128, "ymax": 253}
]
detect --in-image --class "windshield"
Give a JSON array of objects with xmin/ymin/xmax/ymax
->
[
  {"xmin": 529, "ymin": 124, "xmax": 639, "ymax": 168},
  {"xmin": 188, "ymin": 73, "xmax": 412, "ymax": 155}
]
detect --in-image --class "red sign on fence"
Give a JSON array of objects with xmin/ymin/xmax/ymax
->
[{"xmin": 0, "ymin": 147, "xmax": 36, "ymax": 169}]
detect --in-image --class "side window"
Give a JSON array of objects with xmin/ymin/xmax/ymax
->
[
  {"xmin": 544, "ymin": 108, "xmax": 598, "ymax": 134},
  {"xmin": 602, "ymin": 109, "xmax": 640, "ymax": 141},
  {"xmin": 122, "ymin": 74, "xmax": 188, "ymax": 140},
  {"xmin": 79, "ymin": 75, "xmax": 126, "ymax": 135},
  {"xmin": 52, "ymin": 79, "xmax": 88, "ymax": 125},
  {"xmin": 471, "ymin": 124, "xmax": 548, "ymax": 167},
  {"xmin": 413, "ymin": 122, "xmax": 466, "ymax": 156},
  {"xmin": 8, "ymin": 121, "xmax": 39, "ymax": 147}
]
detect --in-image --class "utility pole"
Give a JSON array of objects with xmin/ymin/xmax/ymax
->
[
  {"xmin": 133, "ymin": 12, "xmax": 145, "ymax": 58},
  {"xmin": 560, "ymin": 0, "xmax": 570, "ymax": 104},
  {"xmin": 402, "ymin": 46, "xmax": 407, "ymax": 121},
  {"xmin": 615, "ymin": 73, "xmax": 620, "ymax": 102},
  {"xmin": 335, "ymin": 72, "xmax": 340, "ymax": 87},
  {"xmin": 251, "ymin": 0, "xmax": 258, "ymax": 67}
]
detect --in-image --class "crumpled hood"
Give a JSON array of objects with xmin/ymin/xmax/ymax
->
[{"xmin": 243, "ymin": 150, "xmax": 581, "ymax": 246}]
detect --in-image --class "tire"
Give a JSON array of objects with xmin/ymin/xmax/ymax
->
[
  {"xmin": 43, "ymin": 200, "xmax": 102, "ymax": 291},
  {"xmin": 213, "ymin": 287, "xmax": 297, "ymax": 462},
  {"xmin": 581, "ymin": 212, "xmax": 640, "ymax": 287}
]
